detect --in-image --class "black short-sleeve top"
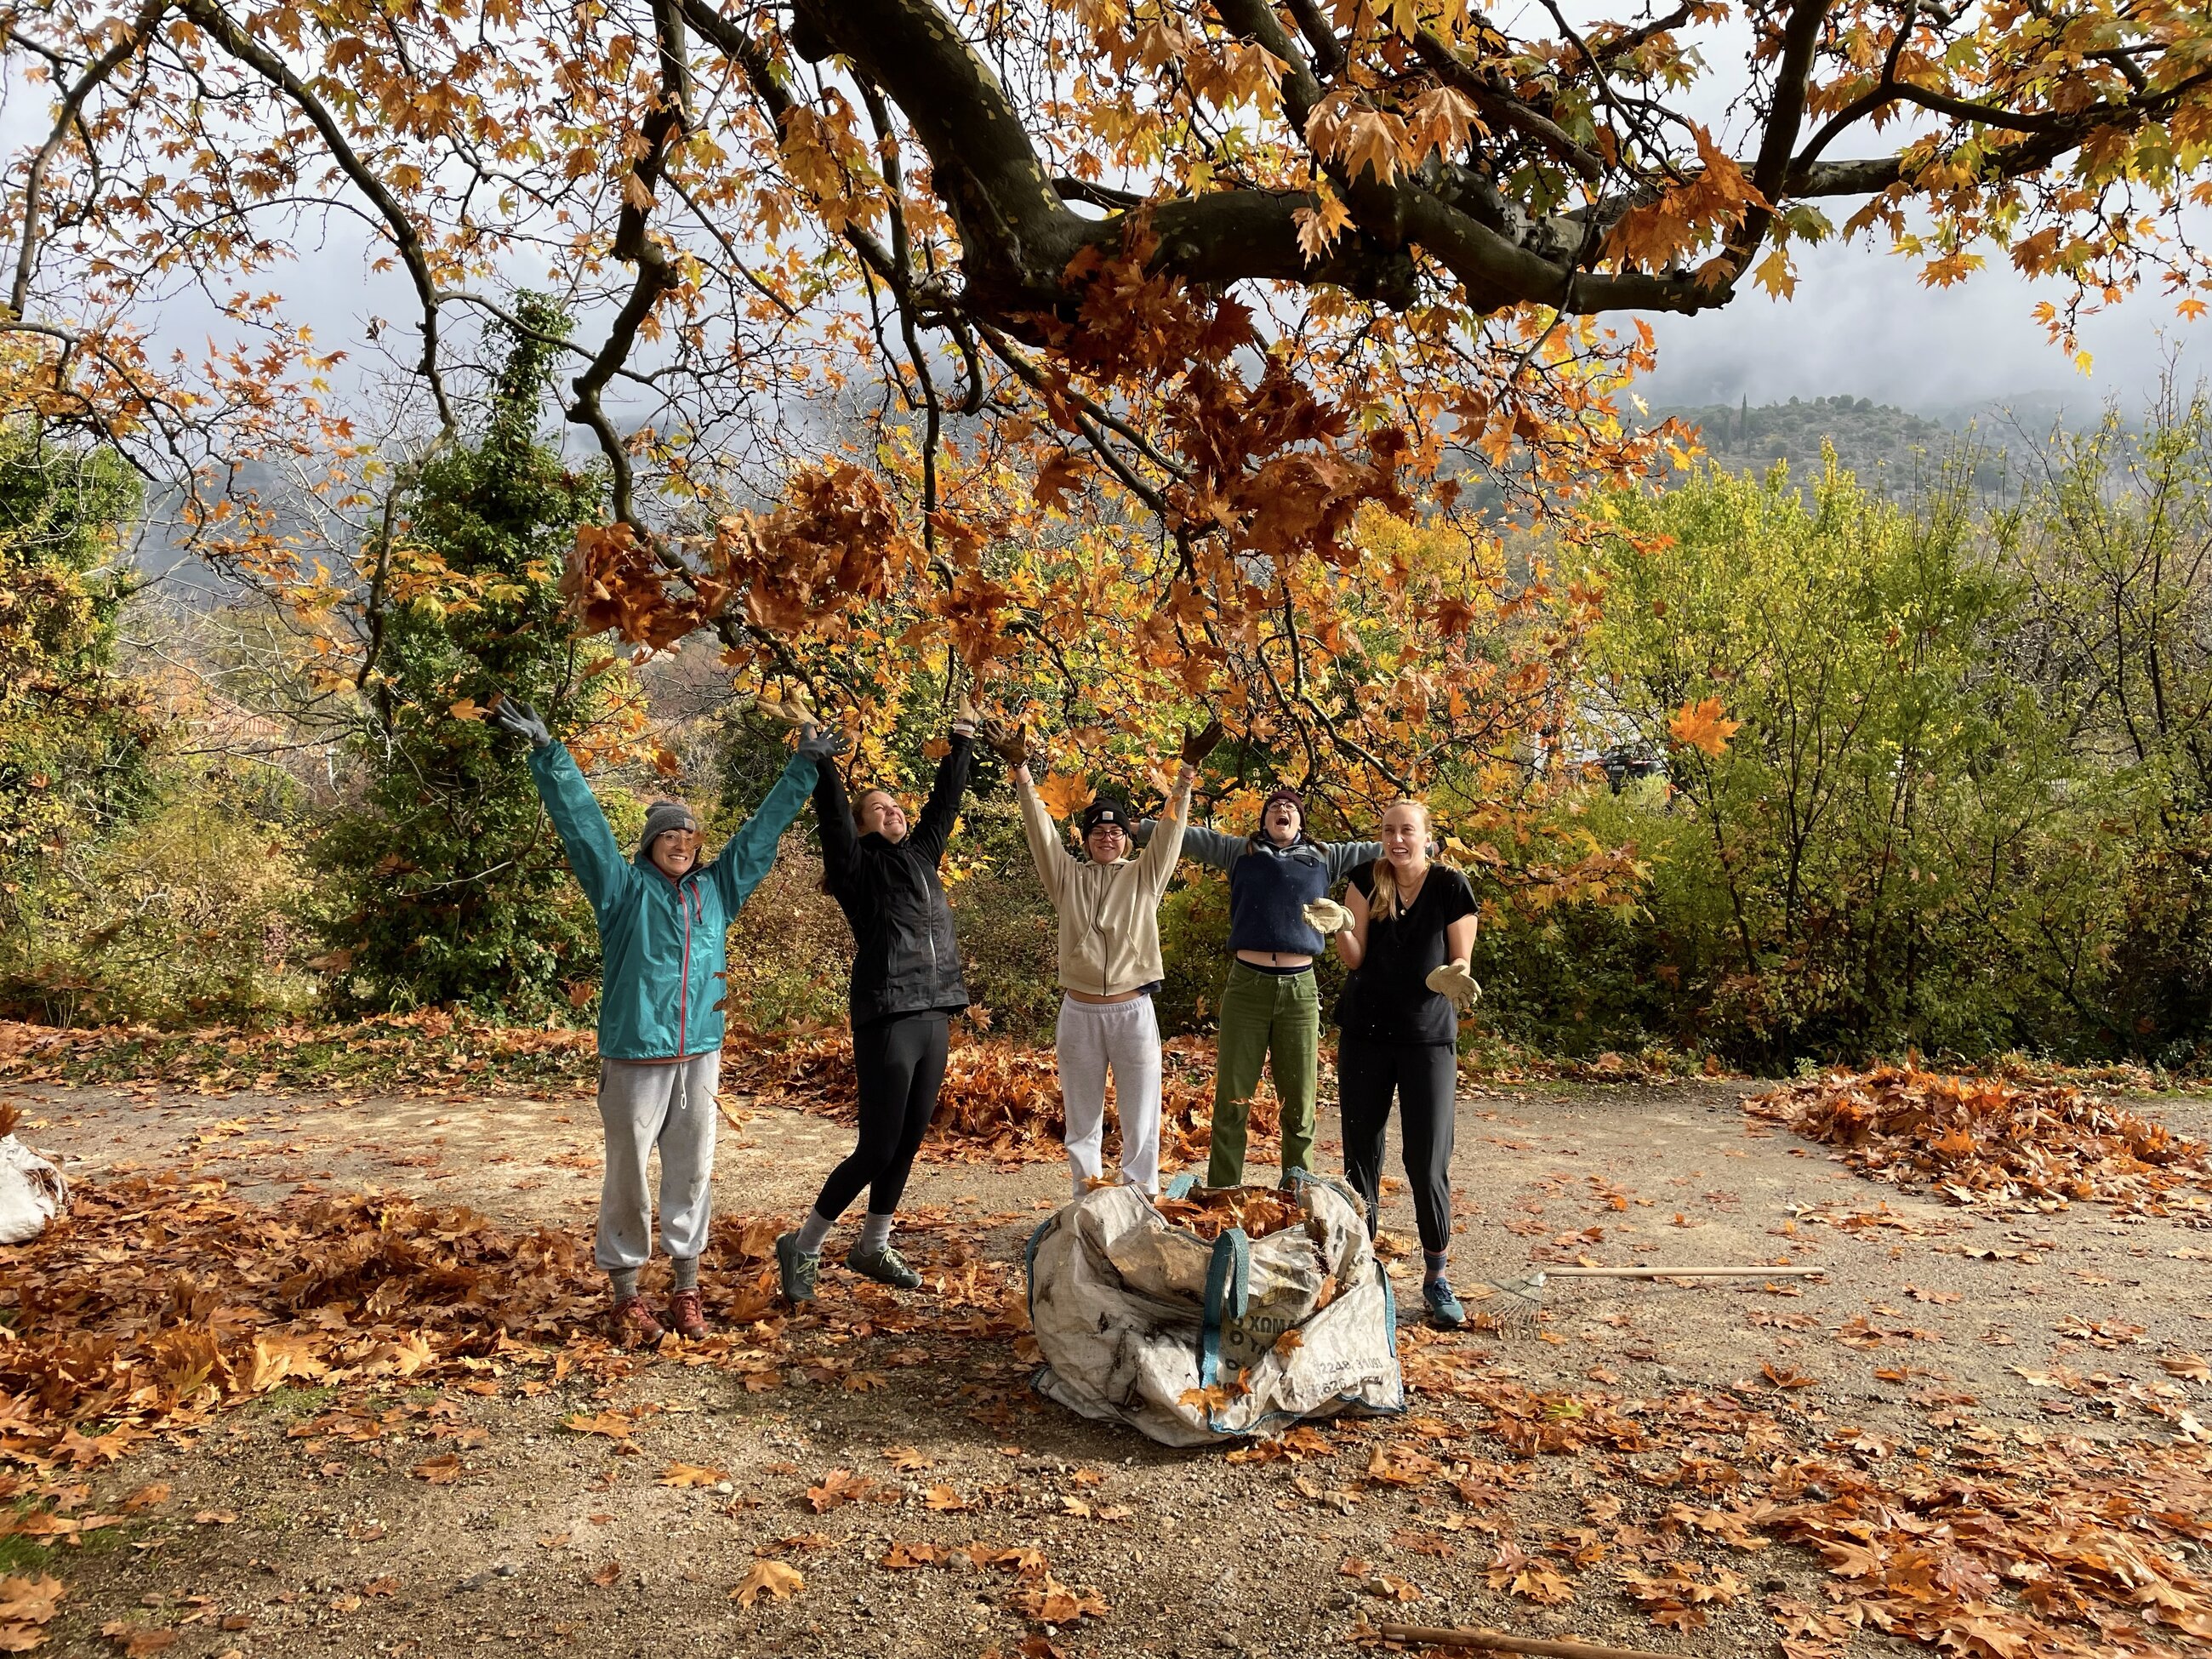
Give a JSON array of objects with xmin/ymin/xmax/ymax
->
[{"xmin": 1333, "ymin": 861, "xmax": 1479, "ymax": 1046}]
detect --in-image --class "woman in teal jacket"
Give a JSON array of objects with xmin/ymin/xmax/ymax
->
[{"xmin": 496, "ymin": 694, "xmax": 838, "ymax": 1347}]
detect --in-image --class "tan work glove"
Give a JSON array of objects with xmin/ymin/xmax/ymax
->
[
  {"xmin": 951, "ymin": 694, "xmax": 978, "ymax": 738},
  {"xmin": 1303, "ymin": 898, "xmax": 1353, "ymax": 936},
  {"xmin": 755, "ymin": 687, "xmax": 815, "ymax": 727},
  {"xmin": 1425, "ymin": 961, "xmax": 1482, "ymax": 1009}
]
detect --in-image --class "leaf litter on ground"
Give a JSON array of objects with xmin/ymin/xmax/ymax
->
[{"xmin": 1747, "ymin": 1064, "xmax": 2212, "ymax": 1216}]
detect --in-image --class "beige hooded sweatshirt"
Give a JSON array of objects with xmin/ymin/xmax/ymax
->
[{"xmin": 1017, "ymin": 772, "xmax": 1191, "ymax": 998}]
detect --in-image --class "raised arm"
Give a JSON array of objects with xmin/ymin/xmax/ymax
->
[
  {"xmin": 813, "ymin": 756, "xmax": 860, "ymax": 885},
  {"xmin": 525, "ymin": 740, "xmax": 630, "ymax": 915},
  {"xmin": 1322, "ymin": 838, "xmax": 1385, "ymax": 881},
  {"xmin": 706, "ymin": 750, "xmax": 822, "ymax": 915},
  {"xmin": 1138, "ymin": 721, "xmax": 1213, "ymax": 892},
  {"xmin": 1174, "ymin": 823, "xmax": 1245, "ymax": 871},
  {"xmin": 1136, "ymin": 767, "xmax": 1195, "ymax": 893},
  {"xmin": 1012, "ymin": 767, "xmax": 1070, "ymax": 907},
  {"xmin": 911, "ymin": 731, "xmax": 975, "ymax": 864}
]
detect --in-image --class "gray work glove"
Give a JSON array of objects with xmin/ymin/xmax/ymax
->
[
  {"xmin": 1425, "ymin": 961, "xmax": 1482, "ymax": 1010},
  {"xmin": 1303, "ymin": 898, "xmax": 1353, "ymax": 935},
  {"xmin": 490, "ymin": 696, "xmax": 551, "ymax": 750},
  {"xmin": 795, "ymin": 726, "xmax": 848, "ymax": 763}
]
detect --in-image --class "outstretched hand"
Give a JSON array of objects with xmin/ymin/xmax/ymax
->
[
  {"xmin": 490, "ymin": 695, "xmax": 551, "ymax": 750},
  {"xmin": 951, "ymin": 694, "xmax": 979, "ymax": 738},
  {"xmin": 795, "ymin": 725, "xmax": 847, "ymax": 762},
  {"xmin": 981, "ymin": 719, "xmax": 1029, "ymax": 768},
  {"xmin": 1180, "ymin": 717, "xmax": 1224, "ymax": 768},
  {"xmin": 1425, "ymin": 961, "xmax": 1482, "ymax": 1011}
]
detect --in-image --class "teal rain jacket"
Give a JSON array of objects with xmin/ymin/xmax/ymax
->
[{"xmin": 527, "ymin": 744, "xmax": 818, "ymax": 1060}]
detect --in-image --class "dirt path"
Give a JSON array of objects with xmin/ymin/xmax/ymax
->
[{"xmin": 8, "ymin": 1071, "xmax": 2212, "ymax": 1658}]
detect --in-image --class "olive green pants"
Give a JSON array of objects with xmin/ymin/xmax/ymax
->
[{"xmin": 1206, "ymin": 961, "xmax": 1319, "ymax": 1187}]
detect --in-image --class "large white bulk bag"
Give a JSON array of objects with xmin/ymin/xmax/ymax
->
[
  {"xmin": 0, "ymin": 1135, "xmax": 67, "ymax": 1245},
  {"xmin": 1025, "ymin": 1172, "xmax": 1404, "ymax": 1446}
]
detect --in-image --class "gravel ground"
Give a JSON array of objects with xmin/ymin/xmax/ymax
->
[{"xmin": 7, "ymin": 1070, "xmax": 2212, "ymax": 1658}]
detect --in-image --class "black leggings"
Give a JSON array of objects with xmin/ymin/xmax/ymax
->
[
  {"xmin": 1337, "ymin": 1036, "xmax": 1457, "ymax": 1254},
  {"xmin": 812, "ymin": 1012, "xmax": 949, "ymax": 1221}
]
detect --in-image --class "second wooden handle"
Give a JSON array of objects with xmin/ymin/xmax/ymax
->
[{"xmin": 1530, "ymin": 1264, "xmax": 1823, "ymax": 1279}]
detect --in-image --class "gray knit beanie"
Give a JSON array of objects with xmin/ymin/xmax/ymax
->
[{"xmin": 637, "ymin": 799, "xmax": 699, "ymax": 862}]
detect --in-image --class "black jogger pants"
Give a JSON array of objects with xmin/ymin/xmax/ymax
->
[
  {"xmin": 812, "ymin": 1011, "xmax": 949, "ymax": 1222},
  {"xmin": 1337, "ymin": 1036, "xmax": 1457, "ymax": 1254}
]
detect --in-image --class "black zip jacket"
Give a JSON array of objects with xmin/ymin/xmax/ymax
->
[{"xmin": 815, "ymin": 735, "xmax": 972, "ymax": 1029}]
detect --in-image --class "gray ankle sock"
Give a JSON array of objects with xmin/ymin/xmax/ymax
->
[
  {"xmin": 671, "ymin": 1256, "xmax": 699, "ymax": 1292},
  {"xmin": 795, "ymin": 1209, "xmax": 834, "ymax": 1255},
  {"xmin": 1422, "ymin": 1251, "xmax": 1449, "ymax": 1285},
  {"xmin": 858, "ymin": 1211, "xmax": 894, "ymax": 1253},
  {"xmin": 609, "ymin": 1267, "xmax": 641, "ymax": 1301}
]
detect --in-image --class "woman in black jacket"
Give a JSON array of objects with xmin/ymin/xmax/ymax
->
[{"xmin": 777, "ymin": 710, "xmax": 976, "ymax": 1302}]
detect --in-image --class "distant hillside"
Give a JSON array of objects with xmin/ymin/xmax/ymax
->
[{"xmin": 1648, "ymin": 394, "xmax": 2016, "ymax": 496}]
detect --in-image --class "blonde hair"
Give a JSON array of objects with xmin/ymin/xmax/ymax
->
[{"xmin": 1368, "ymin": 799, "xmax": 1432, "ymax": 922}]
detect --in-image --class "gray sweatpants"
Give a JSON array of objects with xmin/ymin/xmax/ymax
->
[
  {"xmin": 596, "ymin": 1051, "xmax": 720, "ymax": 1272},
  {"xmin": 1056, "ymin": 995, "xmax": 1162, "ymax": 1198}
]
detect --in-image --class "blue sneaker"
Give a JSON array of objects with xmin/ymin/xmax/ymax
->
[{"xmin": 1423, "ymin": 1277, "xmax": 1467, "ymax": 1329}]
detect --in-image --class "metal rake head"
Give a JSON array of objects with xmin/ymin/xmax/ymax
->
[{"xmin": 1469, "ymin": 1269, "xmax": 1548, "ymax": 1337}]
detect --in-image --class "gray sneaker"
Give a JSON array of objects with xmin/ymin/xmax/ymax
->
[
  {"xmin": 845, "ymin": 1242, "xmax": 922, "ymax": 1291},
  {"xmin": 775, "ymin": 1231, "xmax": 818, "ymax": 1303}
]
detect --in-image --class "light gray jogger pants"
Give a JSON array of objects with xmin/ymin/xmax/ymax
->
[
  {"xmin": 1056, "ymin": 995, "xmax": 1162, "ymax": 1197},
  {"xmin": 596, "ymin": 1050, "xmax": 721, "ymax": 1273}
]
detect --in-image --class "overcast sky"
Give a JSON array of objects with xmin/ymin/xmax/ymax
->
[
  {"xmin": 1635, "ymin": 237, "xmax": 2208, "ymax": 418},
  {"xmin": 8, "ymin": 54, "xmax": 2203, "ymax": 431}
]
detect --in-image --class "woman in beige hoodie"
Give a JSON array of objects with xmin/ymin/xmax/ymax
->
[{"xmin": 987, "ymin": 721, "xmax": 1220, "ymax": 1197}]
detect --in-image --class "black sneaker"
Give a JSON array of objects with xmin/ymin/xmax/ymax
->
[
  {"xmin": 845, "ymin": 1242, "xmax": 921, "ymax": 1290},
  {"xmin": 775, "ymin": 1231, "xmax": 818, "ymax": 1303}
]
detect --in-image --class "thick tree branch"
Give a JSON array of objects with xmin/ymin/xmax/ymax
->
[
  {"xmin": 175, "ymin": 0, "xmax": 456, "ymax": 431},
  {"xmin": 1725, "ymin": 0, "xmax": 1833, "ymax": 271},
  {"xmin": 567, "ymin": 0, "xmax": 693, "ymax": 523},
  {"xmin": 12, "ymin": 2, "xmax": 167, "ymax": 320},
  {"xmin": 1410, "ymin": 28, "xmax": 1604, "ymax": 181}
]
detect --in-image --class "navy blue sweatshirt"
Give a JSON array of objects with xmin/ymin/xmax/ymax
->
[{"xmin": 1175, "ymin": 826, "xmax": 1382, "ymax": 956}]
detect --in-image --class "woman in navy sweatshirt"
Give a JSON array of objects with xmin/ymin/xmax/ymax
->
[{"xmin": 1172, "ymin": 789, "xmax": 1378, "ymax": 1187}]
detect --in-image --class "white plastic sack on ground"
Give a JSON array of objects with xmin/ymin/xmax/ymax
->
[
  {"xmin": 1026, "ymin": 1172, "xmax": 1404, "ymax": 1446},
  {"xmin": 0, "ymin": 1135, "xmax": 66, "ymax": 1245}
]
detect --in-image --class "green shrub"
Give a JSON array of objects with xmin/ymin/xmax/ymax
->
[{"xmin": 0, "ymin": 763, "xmax": 316, "ymax": 1026}]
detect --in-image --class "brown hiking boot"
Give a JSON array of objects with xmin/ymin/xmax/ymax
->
[
  {"xmin": 664, "ymin": 1288, "xmax": 709, "ymax": 1342},
  {"xmin": 607, "ymin": 1295, "xmax": 664, "ymax": 1349}
]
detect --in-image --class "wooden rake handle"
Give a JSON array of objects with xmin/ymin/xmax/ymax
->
[
  {"xmin": 1531, "ymin": 1265, "xmax": 1822, "ymax": 1279},
  {"xmin": 1377, "ymin": 1622, "xmax": 1679, "ymax": 1659}
]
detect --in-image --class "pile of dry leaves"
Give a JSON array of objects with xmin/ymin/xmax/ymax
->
[
  {"xmin": 730, "ymin": 1034, "xmax": 1270, "ymax": 1166},
  {"xmin": 0, "ymin": 1162, "xmax": 1037, "ymax": 1649},
  {"xmin": 1746, "ymin": 1065, "xmax": 2212, "ymax": 1212},
  {"xmin": 1154, "ymin": 1185, "xmax": 1308, "ymax": 1242},
  {"xmin": 0, "ymin": 1173, "xmax": 1022, "ymax": 1475},
  {"xmin": 1, "ymin": 1174, "xmax": 606, "ymax": 1468}
]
